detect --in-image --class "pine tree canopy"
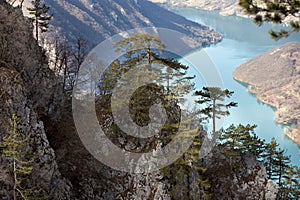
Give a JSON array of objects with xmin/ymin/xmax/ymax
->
[{"xmin": 239, "ymin": 0, "xmax": 300, "ymax": 40}]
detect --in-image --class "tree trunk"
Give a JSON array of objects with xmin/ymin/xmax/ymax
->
[
  {"xmin": 147, "ymin": 46, "xmax": 151, "ymax": 70},
  {"xmin": 35, "ymin": 16, "xmax": 38, "ymax": 41},
  {"xmin": 212, "ymin": 99, "xmax": 216, "ymax": 135},
  {"xmin": 13, "ymin": 156, "xmax": 17, "ymax": 200},
  {"xmin": 62, "ymin": 56, "xmax": 68, "ymax": 92}
]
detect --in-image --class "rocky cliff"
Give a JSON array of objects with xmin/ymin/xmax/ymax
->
[
  {"xmin": 0, "ymin": 1, "xmax": 70, "ymax": 199},
  {"xmin": 204, "ymin": 147, "xmax": 278, "ymax": 199},
  {"xmin": 233, "ymin": 42, "xmax": 300, "ymax": 146},
  {"xmin": 0, "ymin": 2, "xmax": 174, "ymax": 199}
]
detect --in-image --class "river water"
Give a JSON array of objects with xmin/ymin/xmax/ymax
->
[{"xmin": 166, "ymin": 6, "xmax": 300, "ymax": 166}]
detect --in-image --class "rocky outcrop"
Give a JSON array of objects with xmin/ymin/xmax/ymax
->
[
  {"xmin": 0, "ymin": 1, "xmax": 70, "ymax": 199},
  {"xmin": 0, "ymin": 1, "xmax": 63, "ymax": 118},
  {"xmin": 233, "ymin": 42, "xmax": 300, "ymax": 146},
  {"xmin": 204, "ymin": 147, "xmax": 278, "ymax": 199},
  {"xmin": 0, "ymin": 68, "xmax": 71, "ymax": 199}
]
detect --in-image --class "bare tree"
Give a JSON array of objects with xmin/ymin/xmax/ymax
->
[
  {"xmin": 68, "ymin": 36, "xmax": 88, "ymax": 90},
  {"xmin": 57, "ymin": 39, "xmax": 73, "ymax": 92},
  {"xmin": 48, "ymin": 36, "xmax": 88, "ymax": 94}
]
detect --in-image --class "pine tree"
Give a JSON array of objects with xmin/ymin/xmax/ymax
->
[
  {"xmin": 247, "ymin": 132, "xmax": 266, "ymax": 160},
  {"xmin": 113, "ymin": 33, "xmax": 194, "ymax": 100},
  {"xmin": 110, "ymin": 33, "xmax": 208, "ymax": 198},
  {"xmin": 27, "ymin": 0, "xmax": 52, "ymax": 42},
  {"xmin": 219, "ymin": 124, "xmax": 242, "ymax": 158},
  {"xmin": 257, "ymin": 137, "xmax": 300, "ymax": 199},
  {"xmin": 264, "ymin": 137, "xmax": 280, "ymax": 179},
  {"xmin": 194, "ymin": 87, "xmax": 237, "ymax": 135},
  {"xmin": 219, "ymin": 124, "xmax": 261, "ymax": 158},
  {"xmin": 153, "ymin": 55, "xmax": 195, "ymax": 102},
  {"xmin": 100, "ymin": 33, "xmax": 195, "ymax": 126},
  {"xmin": 114, "ymin": 33, "xmax": 166, "ymax": 68},
  {"xmin": 219, "ymin": 125, "xmax": 299, "ymax": 199},
  {"xmin": 239, "ymin": 0, "xmax": 300, "ymax": 40},
  {"xmin": 272, "ymin": 149, "xmax": 291, "ymax": 186},
  {"xmin": 186, "ymin": 127, "xmax": 211, "ymax": 200},
  {"xmin": 275, "ymin": 161, "xmax": 300, "ymax": 199},
  {"xmin": 1, "ymin": 114, "xmax": 34, "ymax": 200}
]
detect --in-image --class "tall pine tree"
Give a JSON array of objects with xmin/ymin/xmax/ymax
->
[
  {"xmin": 27, "ymin": 0, "xmax": 52, "ymax": 42},
  {"xmin": 1, "ymin": 114, "xmax": 34, "ymax": 200},
  {"xmin": 194, "ymin": 87, "xmax": 237, "ymax": 135}
]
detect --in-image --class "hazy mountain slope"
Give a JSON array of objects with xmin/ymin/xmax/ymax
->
[
  {"xmin": 233, "ymin": 42, "xmax": 300, "ymax": 146},
  {"xmin": 21, "ymin": 0, "xmax": 222, "ymax": 48}
]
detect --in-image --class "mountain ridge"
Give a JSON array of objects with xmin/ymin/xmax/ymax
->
[{"xmin": 19, "ymin": 0, "xmax": 222, "ymax": 49}]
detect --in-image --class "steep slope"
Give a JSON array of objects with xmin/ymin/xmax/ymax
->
[
  {"xmin": 0, "ymin": 2, "xmax": 146, "ymax": 199},
  {"xmin": 0, "ymin": 1, "xmax": 70, "ymax": 198},
  {"xmin": 21, "ymin": 0, "xmax": 222, "ymax": 48},
  {"xmin": 233, "ymin": 42, "xmax": 300, "ymax": 146}
]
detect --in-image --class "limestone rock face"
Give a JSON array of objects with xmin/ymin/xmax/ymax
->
[
  {"xmin": 0, "ymin": 69, "xmax": 71, "ymax": 199},
  {"xmin": 233, "ymin": 42, "xmax": 300, "ymax": 146},
  {"xmin": 0, "ymin": 1, "xmax": 63, "ymax": 118},
  {"xmin": 204, "ymin": 148, "xmax": 278, "ymax": 199},
  {"xmin": 0, "ymin": 2, "xmax": 70, "ymax": 199}
]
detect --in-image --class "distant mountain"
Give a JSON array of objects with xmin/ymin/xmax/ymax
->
[{"xmin": 20, "ymin": 0, "xmax": 222, "ymax": 49}]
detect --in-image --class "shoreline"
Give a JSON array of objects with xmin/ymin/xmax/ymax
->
[
  {"xmin": 233, "ymin": 75, "xmax": 300, "ymax": 147},
  {"xmin": 232, "ymin": 42, "xmax": 300, "ymax": 147},
  {"xmin": 150, "ymin": 0, "xmax": 299, "ymax": 25}
]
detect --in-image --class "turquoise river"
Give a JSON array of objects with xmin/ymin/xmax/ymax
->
[{"xmin": 167, "ymin": 6, "xmax": 300, "ymax": 166}]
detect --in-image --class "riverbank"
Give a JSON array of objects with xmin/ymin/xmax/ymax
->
[
  {"xmin": 233, "ymin": 42, "xmax": 300, "ymax": 146},
  {"xmin": 149, "ymin": 0, "xmax": 299, "ymax": 24},
  {"xmin": 148, "ymin": 0, "xmax": 243, "ymax": 16}
]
